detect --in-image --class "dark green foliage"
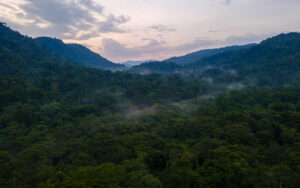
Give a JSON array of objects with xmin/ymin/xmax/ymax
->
[
  {"xmin": 131, "ymin": 61, "xmax": 181, "ymax": 74},
  {"xmin": 1, "ymin": 80, "xmax": 299, "ymax": 187},
  {"xmin": 164, "ymin": 44, "xmax": 256, "ymax": 65},
  {"xmin": 133, "ymin": 33, "xmax": 300, "ymax": 88},
  {"xmin": 35, "ymin": 37, "xmax": 125, "ymax": 71},
  {"xmin": 186, "ymin": 33, "xmax": 300, "ymax": 86}
]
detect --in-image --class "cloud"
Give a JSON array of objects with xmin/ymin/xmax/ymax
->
[
  {"xmin": 21, "ymin": 0, "xmax": 98, "ymax": 26},
  {"xmin": 225, "ymin": 0, "xmax": 232, "ymax": 5},
  {"xmin": 98, "ymin": 14, "xmax": 130, "ymax": 33},
  {"xmin": 100, "ymin": 37, "xmax": 220, "ymax": 62},
  {"xmin": 149, "ymin": 24, "xmax": 177, "ymax": 33},
  {"xmin": 100, "ymin": 33, "xmax": 276, "ymax": 62},
  {"xmin": 0, "ymin": 3, "xmax": 17, "ymax": 11},
  {"xmin": 0, "ymin": 0, "xmax": 130, "ymax": 40},
  {"xmin": 101, "ymin": 38, "xmax": 166, "ymax": 61}
]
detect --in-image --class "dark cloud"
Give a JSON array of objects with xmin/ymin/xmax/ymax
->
[
  {"xmin": 78, "ymin": 0, "xmax": 104, "ymax": 12},
  {"xmin": 150, "ymin": 24, "xmax": 177, "ymax": 33},
  {"xmin": 100, "ymin": 33, "xmax": 276, "ymax": 62},
  {"xmin": 21, "ymin": 0, "xmax": 97, "ymax": 25},
  {"xmin": 1, "ymin": 0, "xmax": 130, "ymax": 40},
  {"xmin": 98, "ymin": 14, "xmax": 130, "ymax": 33}
]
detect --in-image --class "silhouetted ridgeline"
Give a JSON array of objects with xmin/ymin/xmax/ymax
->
[
  {"xmin": 164, "ymin": 43, "xmax": 256, "ymax": 65},
  {"xmin": 35, "ymin": 37, "xmax": 125, "ymax": 71},
  {"xmin": 131, "ymin": 33, "xmax": 300, "ymax": 87}
]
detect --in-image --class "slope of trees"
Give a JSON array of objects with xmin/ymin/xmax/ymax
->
[
  {"xmin": 132, "ymin": 33, "xmax": 300, "ymax": 88},
  {"xmin": 186, "ymin": 33, "xmax": 300, "ymax": 86},
  {"xmin": 131, "ymin": 61, "xmax": 182, "ymax": 75},
  {"xmin": 35, "ymin": 37, "xmax": 125, "ymax": 71},
  {"xmin": 164, "ymin": 44, "xmax": 256, "ymax": 65}
]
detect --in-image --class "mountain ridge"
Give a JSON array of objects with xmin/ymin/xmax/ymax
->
[
  {"xmin": 164, "ymin": 43, "xmax": 256, "ymax": 65},
  {"xmin": 130, "ymin": 32, "xmax": 300, "ymax": 87},
  {"xmin": 35, "ymin": 37, "xmax": 125, "ymax": 71},
  {"xmin": 185, "ymin": 32, "xmax": 300, "ymax": 86}
]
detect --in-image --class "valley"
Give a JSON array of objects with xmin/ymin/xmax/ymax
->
[{"xmin": 0, "ymin": 22, "xmax": 299, "ymax": 188}]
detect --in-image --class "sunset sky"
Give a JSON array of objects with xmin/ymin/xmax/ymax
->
[{"xmin": 1, "ymin": 0, "xmax": 300, "ymax": 62}]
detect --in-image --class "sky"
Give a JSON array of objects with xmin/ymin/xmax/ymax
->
[{"xmin": 0, "ymin": 0, "xmax": 300, "ymax": 63}]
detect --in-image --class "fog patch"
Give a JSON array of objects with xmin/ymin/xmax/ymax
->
[
  {"xmin": 227, "ymin": 82, "xmax": 245, "ymax": 90},
  {"xmin": 226, "ymin": 69, "xmax": 237, "ymax": 75},
  {"xmin": 201, "ymin": 77, "xmax": 214, "ymax": 84},
  {"xmin": 124, "ymin": 106, "xmax": 156, "ymax": 119}
]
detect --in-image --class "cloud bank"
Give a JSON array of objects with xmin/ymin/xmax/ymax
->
[{"xmin": 0, "ymin": 0, "xmax": 130, "ymax": 40}]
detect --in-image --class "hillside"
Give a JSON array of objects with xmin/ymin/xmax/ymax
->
[
  {"xmin": 0, "ymin": 23, "xmax": 70, "ymax": 78},
  {"xmin": 122, "ymin": 59, "xmax": 158, "ymax": 67},
  {"xmin": 131, "ymin": 33, "xmax": 300, "ymax": 87},
  {"xmin": 186, "ymin": 32, "xmax": 300, "ymax": 86},
  {"xmin": 130, "ymin": 61, "xmax": 181, "ymax": 74},
  {"xmin": 0, "ymin": 23, "xmax": 209, "ymax": 105},
  {"xmin": 164, "ymin": 44, "xmax": 256, "ymax": 65},
  {"xmin": 35, "ymin": 37, "xmax": 125, "ymax": 71}
]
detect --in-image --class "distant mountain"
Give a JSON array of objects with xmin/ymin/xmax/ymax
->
[
  {"xmin": 130, "ymin": 61, "xmax": 181, "ymax": 75},
  {"xmin": 186, "ymin": 33, "xmax": 300, "ymax": 86},
  {"xmin": 164, "ymin": 44, "xmax": 256, "ymax": 65},
  {"xmin": 130, "ymin": 33, "xmax": 300, "ymax": 87},
  {"xmin": 122, "ymin": 59, "xmax": 158, "ymax": 67},
  {"xmin": 35, "ymin": 37, "xmax": 125, "ymax": 71},
  {"xmin": 1, "ymin": 21, "xmax": 299, "ymax": 87}
]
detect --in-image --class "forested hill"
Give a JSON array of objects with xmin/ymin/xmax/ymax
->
[
  {"xmin": 130, "ymin": 61, "xmax": 181, "ymax": 74},
  {"xmin": 0, "ymin": 22, "xmax": 209, "ymax": 106},
  {"xmin": 35, "ymin": 37, "xmax": 125, "ymax": 71},
  {"xmin": 186, "ymin": 32, "xmax": 300, "ymax": 86},
  {"xmin": 0, "ymin": 23, "xmax": 72, "ymax": 79},
  {"xmin": 164, "ymin": 44, "xmax": 256, "ymax": 65},
  {"xmin": 131, "ymin": 33, "xmax": 300, "ymax": 87}
]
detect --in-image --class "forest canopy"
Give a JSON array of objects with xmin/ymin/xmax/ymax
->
[{"xmin": 0, "ymin": 23, "xmax": 299, "ymax": 188}]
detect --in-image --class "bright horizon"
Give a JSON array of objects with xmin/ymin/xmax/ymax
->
[{"xmin": 1, "ymin": 0, "xmax": 300, "ymax": 63}]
